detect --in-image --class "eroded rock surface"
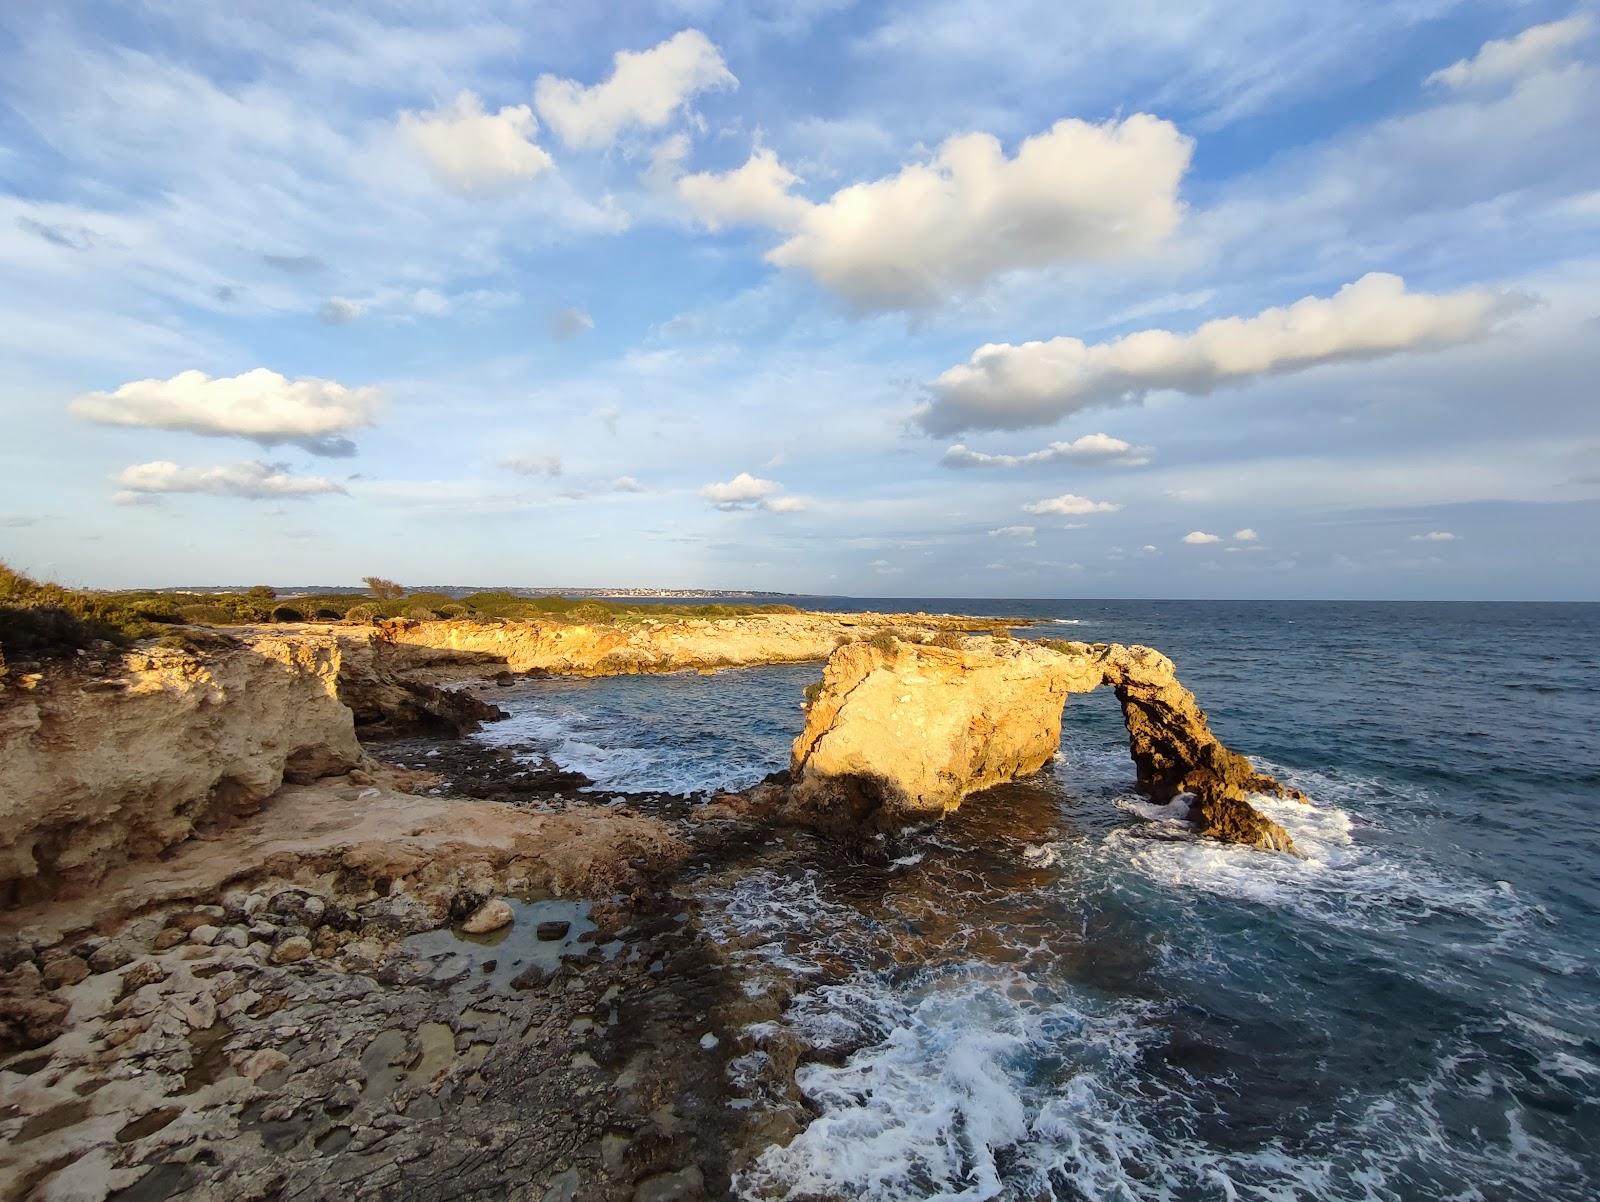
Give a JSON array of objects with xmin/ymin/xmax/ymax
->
[
  {"xmin": 788, "ymin": 636, "xmax": 1301, "ymax": 852},
  {"xmin": 0, "ymin": 634, "xmax": 363, "ymax": 905}
]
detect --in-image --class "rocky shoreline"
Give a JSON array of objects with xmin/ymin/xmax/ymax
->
[{"xmin": 1, "ymin": 610, "xmax": 1304, "ymax": 1200}]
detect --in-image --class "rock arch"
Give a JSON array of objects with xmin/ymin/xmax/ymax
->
[{"xmin": 785, "ymin": 637, "xmax": 1303, "ymax": 853}]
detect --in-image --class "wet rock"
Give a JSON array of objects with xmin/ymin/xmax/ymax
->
[
  {"xmin": 510, "ymin": 964, "xmax": 551, "ymax": 990},
  {"xmin": 42, "ymin": 955, "xmax": 90, "ymax": 989},
  {"xmin": 87, "ymin": 940, "xmax": 135, "ymax": 974},
  {"xmin": 543, "ymin": 1168, "xmax": 581, "ymax": 1202},
  {"xmin": 270, "ymin": 936, "xmax": 313, "ymax": 965},
  {"xmin": 462, "ymin": 900, "xmax": 514, "ymax": 934},
  {"xmin": 422, "ymin": 954, "xmax": 471, "ymax": 987},
  {"xmin": 633, "ymin": 1165, "xmax": 705, "ymax": 1202},
  {"xmin": 536, "ymin": 921, "xmax": 571, "ymax": 942}
]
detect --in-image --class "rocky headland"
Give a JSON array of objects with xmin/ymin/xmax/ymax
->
[{"xmin": 0, "ymin": 609, "xmax": 1304, "ymax": 1200}]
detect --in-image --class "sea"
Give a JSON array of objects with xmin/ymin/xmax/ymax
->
[{"xmin": 471, "ymin": 599, "xmax": 1600, "ymax": 1202}]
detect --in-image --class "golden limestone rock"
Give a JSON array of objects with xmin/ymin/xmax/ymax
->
[{"xmin": 787, "ymin": 636, "xmax": 1301, "ymax": 853}]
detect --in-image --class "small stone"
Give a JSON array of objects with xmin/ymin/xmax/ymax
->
[
  {"xmin": 42, "ymin": 956, "xmax": 90, "ymax": 989},
  {"xmin": 242, "ymin": 893, "xmax": 267, "ymax": 917},
  {"xmin": 270, "ymin": 936, "xmax": 313, "ymax": 965},
  {"xmin": 247, "ymin": 922, "xmax": 280, "ymax": 943},
  {"xmin": 535, "ymin": 921, "xmax": 570, "ymax": 942},
  {"xmin": 218, "ymin": 927, "xmax": 249, "ymax": 949},
  {"xmin": 194, "ymin": 904, "xmax": 226, "ymax": 921},
  {"xmin": 189, "ymin": 925, "xmax": 221, "ymax": 946},
  {"xmin": 699, "ymin": 1032, "xmax": 719, "ymax": 1050},
  {"xmin": 87, "ymin": 941, "xmax": 135, "ymax": 974},
  {"xmin": 462, "ymin": 900, "xmax": 514, "ymax": 935},
  {"xmin": 510, "ymin": 964, "xmax": 550, "ymax": 990},
  {"xmin": 302, "ymin": 897, "xmax": 326, "ymax": 925},
  {"xmin": 237, "ymin": 1048, "xmax": 290, "ymax": 1079},
  {"xmin": 152, "ymin": 928, "xmax": 187, "ymax": 951}
]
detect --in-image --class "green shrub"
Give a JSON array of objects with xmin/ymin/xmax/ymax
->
[
  {"xmin": 404, "ymin": 606, "xmax": 438, "ymax": 621},
  {"xmin": 177, "ymin": 604, "xmax": 236, "ymax": 625},
  {"xmin": 867, "ymin": 630, "xmax": 899, "ymax": 653},
  {"xmin": 344, "ymin": 605, "xmax": 376, "ymax": 623},
  {"xmin": 270, "ymin": 605, "xmax": 305, "ymax": 623},
  {"xmin": 312, "ymin": 607, "xmax": 341, "ymax": 620},
  {"xmin": 931, "ymin": 631, "xmax": 964, "ymax": 650}
]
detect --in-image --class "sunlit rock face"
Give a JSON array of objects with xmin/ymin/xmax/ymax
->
[{"xmin": 787, "ymin": 636, "xmax": 1301, "ymax": 853}]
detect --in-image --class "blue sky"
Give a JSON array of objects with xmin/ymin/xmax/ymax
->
[{"xmin": 2, "ymin": 1, "xmax": 1597, "ymax": 599}]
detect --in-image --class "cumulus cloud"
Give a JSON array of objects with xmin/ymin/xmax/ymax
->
[
  {"xmin": 71, "ymin": 368, "xmax": 381, "ymax": 457},
  {"xmin": 699, "ymin": 471, "xmax": 801, "ymax": 511},
  {"xmin": 1233, "ymin": 528, "xmax": 1259, "ymax": 541},
  {"xmin": 1021, "ymin": 493, "xmax": 1121, "ymax": 516},
  {"xmin": 922, "ymin": 273, "xmax": 1527, "ymax": 434},
  {"xmin": 1410, "ymin": 530, "xmax": 1460, "ymax": 541},
  {"xmin": 940, "ymin": 432, "xmax": 1150, "ymax": 469},
  {"xmin": 319, "ymin": 297, "xmax": 362, "ymax": 325},
  {"xmin": 612, "ymin": 476, "xmax": 644, "ymax": 492},
  {"xmin": 500, "ymin": 453, "xmax": 563, "ymax": 478},
  {"xmin": 398, "ymin": 91, "xmax": 553, "ymax": 189},
  {"xmin": 1182, "ymin": 530, "xmax": 1222, "ymax": 544},
  {"xmin": 764, "ymin": 115, "xmax": 1190, "ymax": 310},
  {"xmin": 549, "ymin": 306, "xmax": 595, "ymax": 339},
  {"xmin": 113, "ymin": 460, "xmax": 346, "ymax": 501},
  {"xmin": 535, "ymin": 30, "xmax": 736, "ymax": 150},
  {"xmin": 1426, "ymin": 17, "xmax": 1592, "ymax": 91},
  {"xmin": 678, "ymin": 147, "xmax": 811, "ymax": 232}
]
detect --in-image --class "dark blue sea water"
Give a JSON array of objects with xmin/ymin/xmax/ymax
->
[{"xmin": 475, "ymin": 600, "xmax": 1600, "ymax": 1202}]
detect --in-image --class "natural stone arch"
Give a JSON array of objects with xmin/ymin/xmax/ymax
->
[{"xmin": 784, "ymin": 636, "xmax": 1303, "ymax": 852}]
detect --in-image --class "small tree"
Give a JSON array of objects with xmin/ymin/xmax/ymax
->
[
  {"xmin": 363, "ymin": 576, "xmax": 404, "ymax": 600},
  {"xmin": 245, "ymin": 585, "xmax": 276, "ymax": 601}
]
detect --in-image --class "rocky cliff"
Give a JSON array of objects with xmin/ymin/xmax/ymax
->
[
  {"xmin": 0, "ymin": 633, "xmax": 363, "ymax": 906},
  {"xmin": 787, "ymin": 636, "xmax": 1301, "ymax": 851}
]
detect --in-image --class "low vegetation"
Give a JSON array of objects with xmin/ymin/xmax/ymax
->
[{"xmin": 0, "ymin": 561, "xmax": 801, "ymax": 659}]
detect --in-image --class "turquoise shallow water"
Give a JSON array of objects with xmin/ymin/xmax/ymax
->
[{"xmin": 475, "ymin": 600, "xmax": 1600, "ymax": 1202}]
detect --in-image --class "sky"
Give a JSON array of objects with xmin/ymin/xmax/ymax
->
[{"xmin": 1, "ymin": 1, "xmax": 1598, "ymax": 600}]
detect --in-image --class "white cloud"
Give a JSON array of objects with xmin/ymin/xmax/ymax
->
[
  {"xmin": 318, "ymin": 297, "xmax": 362, "ymax": 325},
  {"xmin": 764, "ymin": 115, "xmax": 1192, "ymax": 310},
  {"xmin": 398, "ymin": 91, "xmax": 553, "ymax": 189},
  {"xmin": 1141, "ymin": 544, "xmax": 1159, "ymax": 553},
  {"xmin": 114, "ymin": 460, "xmax": 346, "ymax": 501},
  {"xmin": 549, "ymin": 306, "xmax": 595, "ymax": 339},
  {"xmin": 500, "ymin": 453, "xmax": 563, "ymax": 477},
  {"xmin": 989, "ymin": 525, "xmax": 1036, "ymax": 540},
  {"xmin": 535, "ymin": 30, "xmax": 736, "ymax": 150},
  {"xmin": 1410, "ymin": 530, "xmax": 1460, "ymax": 541},
  {"xmin": 699, "ymin": 470, "xmax": 804, "ymax": 512},
  {"xmin": 941, "ymin": 432, "xmax": 1151, "ymax": 469},
  {"xmin": 1182, "ymin": 530, "xmax": 1222, "ymax": 544},
  {"xmin": 1021, "ymin": 493, "xmax": 1121, "ymax": 516},
  {"xmin": 612, "ymin": 475, "xmax": 644, "ymax": 492},
  {"xmin": 1232, "ymin": 527, "xmax": 1259, "ymax": 541},
  {"xmin": 1426, "ymin": 17, "xmax": 1592, "ymax": 91},
  {"xmin": 678, "ymin": 147, "xmax": 811, "ymax": 231},
  {"xmin": 923, "ymin": 273, "xmax": 1526, "ymax": 434},
  {"xmin": 71, "ymin": 368, "xmax": 381, "ymax": 456}
]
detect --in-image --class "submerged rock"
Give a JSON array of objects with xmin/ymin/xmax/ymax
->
[{"xmin": 461, "ymin": 899, "xmax": 514, "ymax": 934}]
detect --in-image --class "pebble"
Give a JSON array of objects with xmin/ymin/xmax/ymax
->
[
  {"xmin": 218, "ymin": 927, "xmax": 249, "ymax": 949},
  {"xmin": 535, "ymin": 920, "xmax": 570, "ymax": 942},
  {"xmin": 270, "ymin": 936, "xmax": 313, "ymax": 965},
  {"xmin": 42, "ymin": 956, "xmax": 90, "ymax": 989},
  {"xmin": 87, "ymin": 941, "xmax": 135, "ymax": 974},
  {"xmin": 462, "ymin": 900, "xmax": 514, "ymax": 935},
  {"xmin": 189, "ymin": 925, "xmax": 221, "ymax": 946}
]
